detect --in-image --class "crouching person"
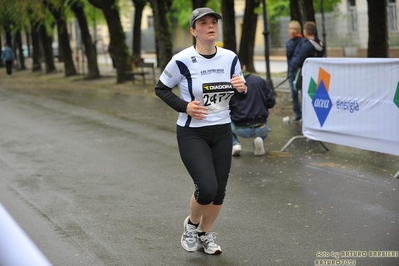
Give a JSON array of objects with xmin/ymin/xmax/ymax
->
[{"xmin": 230, "ymin": 66, "xmax": 275, "ymax": 156}]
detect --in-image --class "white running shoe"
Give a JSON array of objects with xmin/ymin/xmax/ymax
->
[
  {"xmin": 181, "ymin": 216, "xmax": 198, "ymax": 252},
  {"xmin": 254, "ymin": 137, "xmax": 265, "ymax": 156},
  {"xmin": 198, "ymin": 232, "xmax": 222, "ymax": 255},
  {"xmin": 232, "ymin": 143, "xmax": 242, "ymax": 156}
]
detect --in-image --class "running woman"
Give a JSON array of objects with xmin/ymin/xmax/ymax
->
[{"xmin": 155, "ymin": 7, "xmax": 247, "ymax": 255}]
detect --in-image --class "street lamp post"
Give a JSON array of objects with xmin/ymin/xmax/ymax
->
[{"xmin": 261, "ymin": 0, "xmax": 275, "ymax": 94}]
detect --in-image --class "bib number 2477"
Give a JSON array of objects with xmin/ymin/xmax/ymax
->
[{"xmin": 202, "ymin": 82, "xmax": 235, "ymax": 113}]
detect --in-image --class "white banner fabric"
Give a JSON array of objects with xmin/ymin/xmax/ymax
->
[{"xmin": 302, "ymin": 58, "xmax": 399, "ymax": 156}]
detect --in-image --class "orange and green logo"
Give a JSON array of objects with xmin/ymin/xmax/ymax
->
[{"xmin": 308, "ymin": 67, "xmax": 332, "ymax": 127}]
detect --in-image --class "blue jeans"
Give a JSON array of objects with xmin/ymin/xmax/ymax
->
[
  {"xmin": 289, "ymin": 71, "xmax": 302, "ymax": 119},
  {"xmin": 231, "ymin": 122, "xmax": 269, "ymax": 145}
]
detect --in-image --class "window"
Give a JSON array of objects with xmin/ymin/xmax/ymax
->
[
  {"xmin": 387, "ymin": 0, "xmax": 398, "ymax": 32},
  {"xmin": 147, "ymin": 16, "xmax": 154, "ymax": 28},
  {"xmin": 348, "ymin": 0, "xmax": 358, "ymax": 32}
]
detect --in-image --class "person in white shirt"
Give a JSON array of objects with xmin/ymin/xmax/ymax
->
[{"xmin": 155, "ymin": 7, "xmax": 247, "ymax": 255}]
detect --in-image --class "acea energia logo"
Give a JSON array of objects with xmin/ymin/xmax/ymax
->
[
  {"xmin": 307, "ymin": 67, "xmax": 332, "ymax": 127},
  {"xmin": 307, "ymin": 68, "xmax": 399, "ymax": 126}
]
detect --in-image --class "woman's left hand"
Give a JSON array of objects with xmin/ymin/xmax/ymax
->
[{"xmin": 231, "ymin": 74, "xmax": 247, "ymax": 93}]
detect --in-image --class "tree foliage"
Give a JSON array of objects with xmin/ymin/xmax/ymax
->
[{"xmin": 267, "ymin": 0, "xmax": 340, "ymax": 19}]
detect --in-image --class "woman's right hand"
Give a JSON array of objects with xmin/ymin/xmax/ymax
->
[{"xmin": 186, "ymin": 100, "xmax": 208, "ymax": 120}]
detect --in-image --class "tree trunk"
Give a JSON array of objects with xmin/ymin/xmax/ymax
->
[
  {"xmin": 39, "ymin": 24, "xmax": 57, "ymax": 73},
  {"xmin": 367, "ymin": 0, "xmax": 388, "ymax": 57},
  {"xmin": 47, "ymin": 1, "xmax": 77, "ymax": 76},
  {"xmin": 191, "ymin": 0, "xmax": 207, "ymax": 44},
  {"xmin": 14, "ymin": 30, "xmax": 27, "ymax": 70},
  {"xmin": 290, "ymin": 0, "xmax": 301, "ymax": 25},
  {"xmin": 71, "ymin": 0, "xmax": 100, "ymax": 79},
  {"xmin": 30, "ymin": 21, "xmax": 42, "ymax": 72},
  {"xmin": 56, "ymin": 19, "xmax": 77, "ymax": 76},
  {"xmin": 192, "ymin": 0, "xmax": 207, "ymax": 9},
  {"xmin": 303, "ymin": 0, "xmax": 316, "ymax": 23},
  {"xmin": 131, "ymin": 0, "xmax": 146, "ymax": 63},
  {"xmin": 149, "ymin": 0, "xmax": 173, "ymax": 70},
  {"xmin": 4, "ymin": 25, "xmax": 13, "ymax": 46},
  {"xmin": 291, "ymin": 0, "xmax": 315, "ymax": 30},
  {"xmin": 238, "ymin": 0, "xmax": 260, "ymax": 73},
  {"xmin": 89, "ymin": 0, "xmax": 131, "ymax": 83},
  {"xmin": 221, "ymin": 0, "xmax": 237, "ymax": 53},
  {"xmin": 26, "ymin": 32, "xmax": 32, "ymax": 58}
]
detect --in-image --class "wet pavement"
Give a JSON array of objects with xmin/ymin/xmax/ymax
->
[{"xmin": 0, "ymin": 59, "xmax": 398, "ymax": 266}]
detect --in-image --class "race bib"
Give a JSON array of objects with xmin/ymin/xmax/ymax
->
[{"xmin": 202, "ymin": 82, "xmax": 235, "ymax": 113}]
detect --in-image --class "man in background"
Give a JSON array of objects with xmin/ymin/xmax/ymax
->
[
  {"xmin": 296, "ymin": 21, "xmax": 325, "ymax": 69},
  {"xmin": 230, "ymin": 66, "xmax": 275, "ymax": 156},
  {"xmin": 286, "ymin": 20, "xmax": 305, "ymax": 123}
]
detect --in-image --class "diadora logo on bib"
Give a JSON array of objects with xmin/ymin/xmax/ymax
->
[
  {"xmin": 307, "ymin": 67, "xmax": 332, "ymax": 127},
  {"xmin": 202, "ymin": 82, "xmax": 234, "ymax": 92}
]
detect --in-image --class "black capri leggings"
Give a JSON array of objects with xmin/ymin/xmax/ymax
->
[{"xmin": 177, "ymin": 123, "xmax": 232, "ymax": 205}]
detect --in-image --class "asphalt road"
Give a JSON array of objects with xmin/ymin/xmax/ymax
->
[{"xmin": 0, "ymin": 79, "xmax": 398, "ymax": 266}]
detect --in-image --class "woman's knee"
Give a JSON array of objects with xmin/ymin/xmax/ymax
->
[
  {"xmin": 195, "ymin": 184, "xmax": 218, "ymax": 205},
  {"xmin": 212, "ymin": 189, "xmax": 226, "ymax": 205}
]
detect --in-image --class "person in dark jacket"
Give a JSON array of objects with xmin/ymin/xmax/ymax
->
[
  {"xmin": 230, "ymin": 66, "xmax": 275, "ymax": 156},
  {"xmin": 296, "ymin": 21, "xmax": 325, "ymax": 69},
  {"xmin": 290, "ymin": 21, "xmax": 324, "ymax": 123},
  {"xmin": 1, "ymin": 43, "xmax": 15, "ymax": 77},
  {"xmin": 286, "ymin": 20, "xmax": 305, "ymax": 123}
]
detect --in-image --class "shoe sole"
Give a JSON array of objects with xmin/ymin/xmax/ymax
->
[
  {"xmin": 232, "ymin": 150, "xmax": 241, "ymax": 156},
  {"xmin": 198, "ymin": 244, "xmax": 222, "ymax": 255},
  {"xmin": 198, "ymin": 236, "xmax": 222, "ymax": 255}
]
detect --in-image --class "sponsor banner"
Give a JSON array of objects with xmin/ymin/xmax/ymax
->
[
  {"xmin": 302, "ymin": 58, "xmax": 399, "ymax": 156},
  {"xmin": 0, "ymin": 204, "xmax": 52, "ymax": 266}
]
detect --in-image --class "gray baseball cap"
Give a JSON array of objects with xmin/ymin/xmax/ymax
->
[{"xmin": 190, "ymin": 7, "xmax": 222, "ymax": 28}]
